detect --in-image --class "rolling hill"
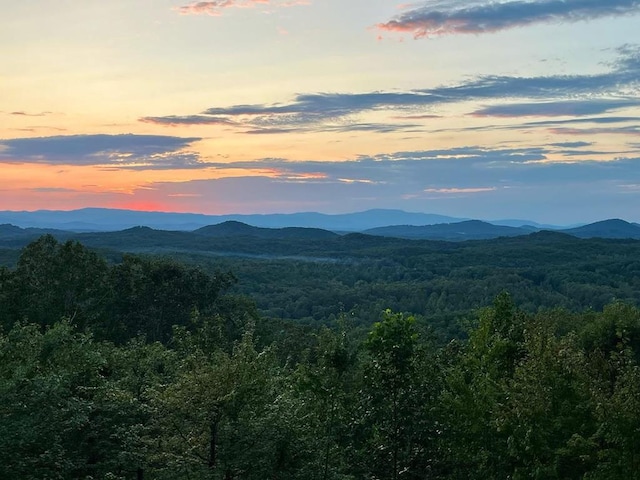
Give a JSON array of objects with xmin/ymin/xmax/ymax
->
[
  {"xmin": 363, "ymin": 220, "xmax": 531, "ymax": 240},
  {"xmin": 560, "ymin": 219, "xmax": 640, "ymax": 239},
  {"xmin": 194, "ymin": 221, "xmax": 338, "ymax": 240}
]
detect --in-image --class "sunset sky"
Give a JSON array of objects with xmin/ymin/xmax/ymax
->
[{"xmin": 2, "ymin": 0, "xmax": 640, "ymax": 224}]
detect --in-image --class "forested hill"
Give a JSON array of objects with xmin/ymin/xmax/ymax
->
[
  {"xmin": 1, "ymin": 235, "xmax": 640, "ymax": 479},
  {"xmin": 1, "ymin": 218, "xmax": 640, "ymax": 252},
  {"xmin": 2, "ymin": 216, "xmax": 640, "ymax": 244},
  {"xmin": 2, "ymin": 231, "xmax": 640, "ymax": 342},
  {"xmin": 193, "ymin": 221, "xmax": 339, "ymax": 239},
  {"xmin": 363, "ymin": 220, "xmax": 531, "ymax": 240},
  {"xmin": 561, "ymin": 218, "xmax": 640, "ymax": 238}
]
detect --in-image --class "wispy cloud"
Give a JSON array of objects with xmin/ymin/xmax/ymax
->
[
  {"xmin": 469, "ymin": 98, "xmax": 640, "ymax": 117},
  {"xmin": 0, "ymin": 134, "xmax": 210, "ymax": 170},
  {"xmin": 140, "ymin": 115, "xmax": 236, "ymax": 126},
  {"xmin": 176, "ymin": 0, "xmax": 308, "ymax": 16},
  {"xmin": 201, "ymin": 92, "xmax": 442, "ymax": 118},
  {"xmin": 9, "ymin": 111, "xmax": 53, "ymax": 117},
  {"xmin": 424, "ymin": 187, "xmax": 497, "ymax": 194},
  {"xmin": 197, "ymin": 146, "xmax": 551, "ymax": 186},
  {"xmin": 168, "ymin": 145, "xmax": 640, "ymax": 200},
  {"xmin": 550, "ymin": 141, "xmax": 593, "ymax": 148},
  {"xmin": 242, "ymin": 122, "xmax": 424, "ymax": 135},
  {"xmin": 141, "ymin": 45, "xmax": 640, "ymax": 133},
  {"xmin": 142, "ymin": 92, "xmax": 432, "ymax": 134},
  {"xmin": 548, "ymin": 125, "xmax": 640, "ymax": 136},
  {"xmin": 30, "ymin": 187, "xmax": 78, "ymax": 193},
  {"xmin": 177, "ymin": 0, "xmax": 266, "ymax": 16},
  {"xmin": 520, "ymin": 116, "xmax": 640, "ymax": 128},
  {"xmin": 378, "ymin": 0, "xmax": 640, "ymax": 39},
  {"xmin": 5, "ymin": 140, "xmax": 638, "ymax": 221},
  {"xmin": 126, "ymin": 148, "xmax": 640, "ymax": 221},
  {"xmin": 426, "ymin": 115, "xmax": 640, "ymax": 137}
]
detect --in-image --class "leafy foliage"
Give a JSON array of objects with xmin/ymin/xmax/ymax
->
[{"xmin": 1, "ymin": 236, "xmax": 640, "ymax": 479}]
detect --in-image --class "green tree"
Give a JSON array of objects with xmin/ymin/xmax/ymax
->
[
  {"xmin": 357, "ymin": 309, "xmax": 433, "ymax": 480},
  {"xmin": 497, "ymin": 317, "xmax": 597, "ymax": 479},
  {"xmin": 291, "ymin": 321, "xmax": 357, "ymax": 480},
  {"xmin": 106, "ymin": 255, "xmax": 236, "ymax": 344},
  {"xmin": 439, "ymin": 293, "xmax": 527, "ymax": 478},
  {"xmin": 148, "ymin": 326, "xmax": 308, "ymax": 480},
  {"xmin": 580, "ymin": 303, "xmax": 640, "ymax": 478},
  {"xmin": 0, "ymin": 321, "xmax": 145, "ymax": 479},
  {"xmin": 9, "ymin": 235, "xmax": 109, "ymax": 330},
  {"xmin": 107, "ymin": 337, "xmax": 179, "ymax": 480}
]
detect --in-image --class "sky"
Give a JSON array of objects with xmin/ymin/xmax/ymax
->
[{"xmin": 2, "ymin": 0, "xmax": 640, "ymax": 224}]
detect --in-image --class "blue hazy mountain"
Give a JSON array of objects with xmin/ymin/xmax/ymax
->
[
  {"xmin": 2, "ymin": 207, "xmax": 638, "ymax": 240},
  {"xmin": 559, "ymin": 219, "xmax": 640, "ymax": 239},
  {"xmin": 1, "ymin": 217, "xmax": 640, "ymax": 247},
  {"xmin": 0, "ymin": 223, "xmax": 68, "ymax": 239},
  {"xmin": 0, "ymin": 208, "xmax": 466, "ymax": 232},
  {"xmin": 488, "ymin": 219, "xmax": 566, "ymax": 230},
  {"xmin": 194, "ymin": 221, "xmax": 338, "ymax": 240}
]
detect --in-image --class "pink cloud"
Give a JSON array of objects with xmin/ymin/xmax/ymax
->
[
  {"xmin": 177, "ymin": 0, "xmax": 308, "ymax": 16},
  {"xmin": 280, "ymin": 0, "xmax": 311, "ymax": 6},
  {"xmin": 177, "ymin": 0, "xmax": 266, "ymax": 16},
  {"xmin": 377, "ymin": 18, "xmax": 476, "ymax": 39},
  {"xmin": 377, "ymin": 0, "xmax": 640, "ymax": 39}
]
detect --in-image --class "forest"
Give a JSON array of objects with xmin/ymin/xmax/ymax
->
[{"xmin": 1, "ymin": 234, "xmax": 640, "ymax": 479}]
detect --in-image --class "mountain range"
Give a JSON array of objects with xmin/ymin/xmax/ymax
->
[
  {"xmin": 0, "ymin": 210, "xmax": 640, "ymax": 249},
  {"xmin": 0, "ymin": 208, "xmax": 561, "ymax": 232},
  {"xmin": 363, "ymin": 219, "xmax": 640, "ymax": 241},
  {"xmin": 0, "ymin": 208, "xmax": 470, "ymax": 232},
  {"xmin": 363, "ymin": 220, "xmax": 534, "ymax": 241},
  {"xmin": 193, "ymin": 221, "xmax": 339, "ymax": 240}
]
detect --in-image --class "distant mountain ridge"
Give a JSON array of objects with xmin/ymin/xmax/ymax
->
[
  {"xmin": 0, "ymin": 224, "xmax": 25, "ymax": 236},
  {"xmin": 364, "ymin": 219, "xmax": 640, "ymax": 241},
  {"xmin": 0, "ymin": 208, "xmax": 639, "ymax": 241},
  {"xmin": 560, "ymin": 219, "xmax": 640, "ymax": 239},
  {"xmin": 194, "ymin": 221, "xmax": 338, "ymax": 240},
  {"xmin": 1, "ymin": 218, "xmax": 640, "ymax": 252},
  {"xmin": 0, "ymin": 224, "xmax": 68, "ymax": 244},
  {"xmin": 364, "ymin": 220, "xmax": 531, "ymax": 241},
  {"xmin": 0, "ymin": 208, "xmax": 465, "ymax": 232}
]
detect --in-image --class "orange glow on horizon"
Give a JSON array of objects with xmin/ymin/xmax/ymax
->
[{"xmin": 108, "ymin": 200, "xmax": 175, "ymax": 212}]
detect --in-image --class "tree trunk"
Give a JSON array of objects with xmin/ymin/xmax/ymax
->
[{"xmin": 208, "ymin": 421, "xmax": 218, "ymax": 469}]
